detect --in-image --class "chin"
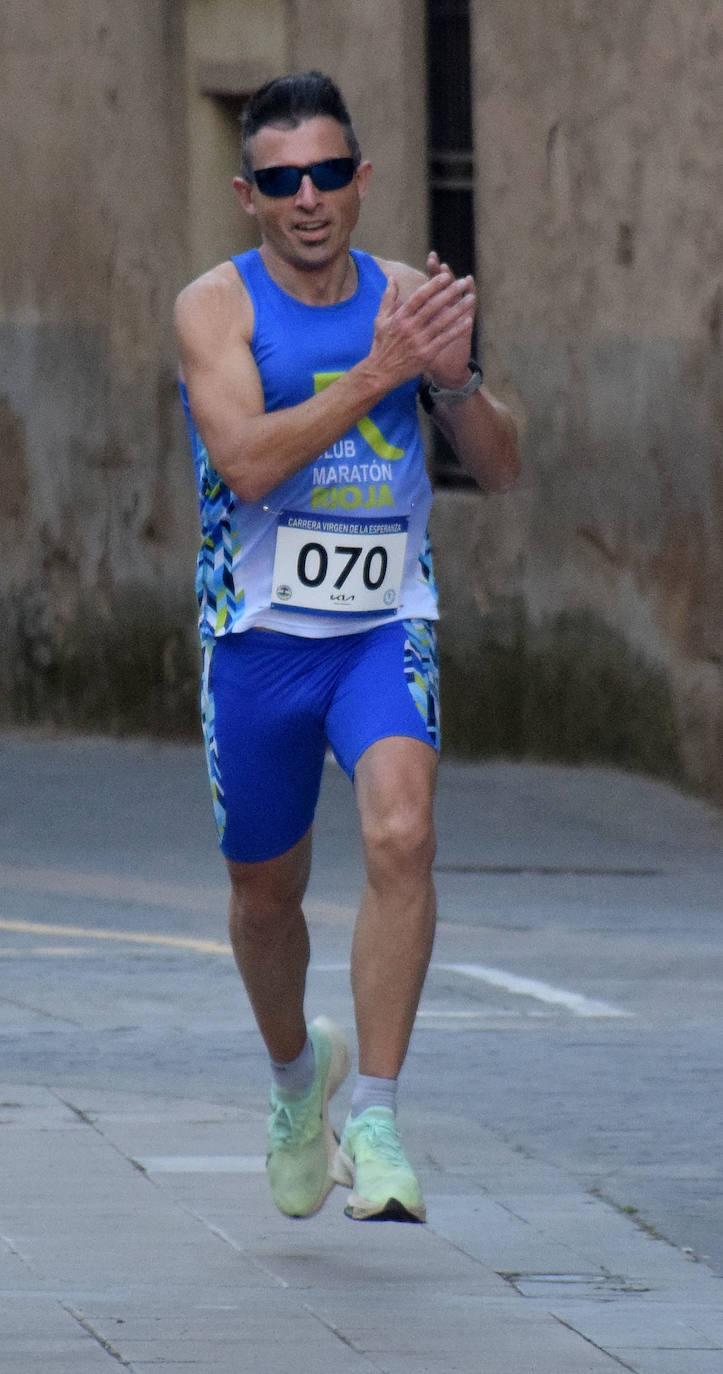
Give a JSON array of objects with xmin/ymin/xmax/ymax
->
[{"xmin": 291, "ymin": 244, "xmax": 336, "ymax": 271}]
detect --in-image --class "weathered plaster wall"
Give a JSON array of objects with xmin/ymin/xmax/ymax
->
[
  {"xmin": 434, "ymin": 0, "xmax": 722, "ymax": 797},
  {"xmin": 183, "ymin": 0, "xmax": 288, "ymax": 274},
  {"xmin": 0, "ymin": 0, "xmax": 431, "ymax": 739},
  {"xmin": 290, "ymin": 0, "xmax": 429, "ymax": 272},
  {"xmin": 0, "ymin": 1, "xmax": 200, "ymax": 731},
  {"xmin": 1, "ymin": 0, "xmax": 720, "ymax": 801}
]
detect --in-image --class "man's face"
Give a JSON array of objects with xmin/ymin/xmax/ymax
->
[{"xmin": 234, "ymin": 116, "xmax": 371, "ymax": 274}]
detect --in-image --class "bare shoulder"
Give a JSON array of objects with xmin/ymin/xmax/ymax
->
[
  {"xmin": 373, "ymin": 256, "xmax": 426, "ymax": 303},
  {"xmin": 174, "ymin": 260, "xmax": 253, "ymax": 347}
]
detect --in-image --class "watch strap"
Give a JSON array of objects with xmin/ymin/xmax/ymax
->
[{"xmin": 419, "ymin": 359, "xmax": 483, "ymax": 412}]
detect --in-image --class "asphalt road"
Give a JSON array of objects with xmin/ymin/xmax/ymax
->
[{"xmin": 2, "ymin": 728, "xmax": 722, "ymax": 1277}]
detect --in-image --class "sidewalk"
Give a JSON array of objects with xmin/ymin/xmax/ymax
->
[
  {"xmin": 1, "ymin": 732, "xmax": 722, "ymax": 1371},
  {"xmin": 2, "ymin": 1079, "xmax": 722, "ymax": 1373}
]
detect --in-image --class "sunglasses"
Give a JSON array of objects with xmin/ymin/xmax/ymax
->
[{"xmin": 252, "ymin": 157, "xmax": 357, "ymax": 198}]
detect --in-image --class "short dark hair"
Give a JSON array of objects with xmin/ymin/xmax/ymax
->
[{"xmin": 240, "ymin": 71, "xmax": 361, "ymax": 177}]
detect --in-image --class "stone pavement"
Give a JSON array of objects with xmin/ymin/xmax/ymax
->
[
  {"xmin": 1, "ymin": 1079, "xmax": 722, "ymax": 1373},
  {"xmin": 1, "ymin": 732, "xmax": 722, "ymax": 1371}
]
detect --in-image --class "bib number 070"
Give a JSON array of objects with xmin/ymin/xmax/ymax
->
[
  {"xmin": 297, "ymin": 542, "xmax": 388, "ymax": 592},
  {"xmin": 271, "ymin": 512, "xmax": 408, "ymax": 616}
]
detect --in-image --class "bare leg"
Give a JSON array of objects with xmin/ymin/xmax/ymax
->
[
  {"xmin": 226, "ymin": 828, "xmax": 313, "ymax": 1065},
  {"xmin": 351, "ymin": 737, "xmax": 438, "ymax": 1079},
  {"xmin": 230, "ymin": 827, "xmax": 352, "ymax": 1219}
]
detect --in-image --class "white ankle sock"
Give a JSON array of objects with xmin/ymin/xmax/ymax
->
[
  {"xmin": 271, "ymin": 1035, "xmax": 315, "ymax": 1097},
  {"xmin": 350, "ymin": 1073, "xmax": 398, "ymax": 1118}
]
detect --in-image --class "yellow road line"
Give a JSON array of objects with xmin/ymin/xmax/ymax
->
[{"xmin": 0, "ymin": 918, "xmax": 232, "ymax": 956}]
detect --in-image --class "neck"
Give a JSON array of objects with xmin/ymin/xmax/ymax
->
[{"xmin": 259, "ymin": 245, "xmax": 357, "ymax": 305}]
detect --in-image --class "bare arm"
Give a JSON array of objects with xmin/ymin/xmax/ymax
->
[
  {"xmin": 427, "ymin": 383, "xmax": 520, "ymax": 493},
  {"xmin": 421, "ymin": 252, "xmax": 520, "ymax": 493},
  {"xmin": 174, "ymin": 260, "xmax": 476, "ymax": 504}
]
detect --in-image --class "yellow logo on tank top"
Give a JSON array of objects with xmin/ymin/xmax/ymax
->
[
  {"xmin": 313, "ymin": 372, "xmax": 404, "ymax": 462},
  {"xmin": 311, "ymin": 483, "xmax": 394, "ymax": 511}
]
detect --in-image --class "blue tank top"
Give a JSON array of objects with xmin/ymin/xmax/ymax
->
[{"xmin": 181, "ymin": 247, "xmax": 438, "ymax": 639}]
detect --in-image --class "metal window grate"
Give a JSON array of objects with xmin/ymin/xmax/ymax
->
[{"xmin": 426, "ymin": 0, "xmax": 477, "ymax": 485}]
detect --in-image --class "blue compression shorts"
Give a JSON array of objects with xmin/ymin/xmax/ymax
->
[{"xmin": 200, "ymin": 618, "xmax": 440, "ymax": 864}]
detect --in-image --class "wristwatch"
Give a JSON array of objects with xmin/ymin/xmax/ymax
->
[{"xmin": 419, "ymin": 359, "xmax": 483, "ymax": 413}]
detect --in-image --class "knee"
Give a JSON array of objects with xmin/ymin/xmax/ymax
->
[
  {"xmin": 227, "ymin": 866, "xmax": 306, "ymax": 944},
  {"xmin": 362, "ymin": 798, "xmax": 436, "ymax": 879}
]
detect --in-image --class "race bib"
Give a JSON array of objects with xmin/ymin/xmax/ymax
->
[{"xmin": 271, "ymin": 511, "xmax": 408, "ymax": 616}]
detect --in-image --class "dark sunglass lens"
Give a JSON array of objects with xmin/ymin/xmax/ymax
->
[
  {"xmin": 254, "ymin": 158, "xmax": 356, "ymax": 197},
  {"xmin": 311, "ymin": 158, "xmax": 356, "ymax": 190},
  {"xmin": 254, "ymin": 166, "xmax": 302, "ymax": 197}
]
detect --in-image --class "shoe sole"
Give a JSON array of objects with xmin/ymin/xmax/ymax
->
[
  {"xmin": 344, "ymin": 1197, "xmax": 426, "ymax": 1223},
  {"xmin": 331, "ymin": 1145, "xmax": 426, "ymax": 1223}
]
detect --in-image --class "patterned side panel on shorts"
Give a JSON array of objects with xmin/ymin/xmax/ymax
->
[
  {"xmin": 200, "ymin": 641, "xmax": 227, "ymax": 846},
  {"xmin": 403, "ymin": 619, "xmax": 441, "ymax": 749}
]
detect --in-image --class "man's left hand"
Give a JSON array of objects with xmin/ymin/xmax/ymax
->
[{"xmin": 425, "ymin": 251, "xmax": 477, "ymax": 388}]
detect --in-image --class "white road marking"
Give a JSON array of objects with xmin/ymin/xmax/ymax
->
[
  {"xmin": 416, "ymin": 1008, "xmax": 519, "ymax": 1019},
  {"xmin": 436, "ymin": 963, "xmax": 633, "ymax": 1018},
  {"xmin": 0, "ymin": 919, "xmax": 631, "ymax": 1019}
]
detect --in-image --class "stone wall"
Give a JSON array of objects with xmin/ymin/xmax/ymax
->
[
  {"xmin": 0, "ymin": 1, "xmax": 199, "ymax": 733},
  {"xmin": 1, "ymin": 0, "xmax": 720, "ymax": 800},
  {"xmin": 290, "ymin": 0, "xmax": 429, "ymax": 271},
  {"xmin": 437, "ymin": 0, "xmax": 722, "ymax": 797}
]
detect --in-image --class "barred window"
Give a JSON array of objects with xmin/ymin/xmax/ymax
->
[{"xmin": 426, "ymin": 0, "xmax": 477, "ymax": 486}]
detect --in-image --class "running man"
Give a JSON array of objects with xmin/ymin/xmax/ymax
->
[{"xmin": 175, "ymin": 71, "xmax": 519, "ymax": 1223}]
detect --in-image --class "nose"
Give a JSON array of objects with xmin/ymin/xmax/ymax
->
[{"xmin": 295, "ymin": 173, "xmax": 320, "ymax": 208}]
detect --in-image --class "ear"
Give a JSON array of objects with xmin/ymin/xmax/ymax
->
[
  {"xmin": 355, "ymin": 160, "xmax": 373, "ymax": 203},
  {"xmin": 233, "ymin": 176, "xmax": 257, "ymax": 217}
]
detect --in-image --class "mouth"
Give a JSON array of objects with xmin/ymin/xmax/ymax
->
[{"xmin": 292, "ymin": 220, "xmax": 330, "ymax": 242}]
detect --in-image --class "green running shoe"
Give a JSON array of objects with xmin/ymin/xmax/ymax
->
[
  {"xmin": 266, "ymin": 1016, "xmax": 350, "ymax": 1218},
  {"xmin": 331, "ymin": 1107, "xmax": 426, "ymax": 1222}
]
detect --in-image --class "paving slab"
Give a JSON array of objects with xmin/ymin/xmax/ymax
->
[
  {"xmin": 2, "ymin": 737, "xmax": 722, "ymax": 1372},
  {"xmin": 2, "ymin": 1084, "xmax": 722, "ymax": 1373},
  {"xmin": 606, "ymin": 1355, "xmax": 723, "ymax": 1374}
]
